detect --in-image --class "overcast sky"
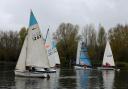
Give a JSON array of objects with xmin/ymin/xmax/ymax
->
[{"xmin": 0, "ymin": 0, "xmax": 128, "ymax": 35}]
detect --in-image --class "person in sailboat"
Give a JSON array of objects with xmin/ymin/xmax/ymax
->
[
  {"xmin": 26, "ymin": 66, "xmax": 36, "ymax": 72},
  {"xmin": 103, "ymin": 62, "xmax": 111, "ymax": 67}
]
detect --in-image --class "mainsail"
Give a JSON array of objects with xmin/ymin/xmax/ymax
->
[
  {"xmin": 45, "ymin": 30, "xmax": 56, "ymax": 67},
  {"xmin": 80, "ymin": 42, "xmax": 91, "ymax": 66},
  {"xmin": 52, "ymin": 40, "xmax": 60, "ymax": 65},
  {"xmin": 15, "ymin": 37, "xmax": 27, "ymax": 71},
  {"xmin": 16, "ymin": 11, "xmax": 50, "ymax": 70},
  {"xmin": 102, "ymin": 41, "xmax": 115, "ymax": 66},
  {"xmin": 76, "ymin": 40, "xmax": 91, "ymax": 66},
  {"xmin": 76, "ymin": 40, "xmax": 82, "ymax": 64},
  {"xmin": 45, "ymin": 30, "xmax": 60, "ymax": 67}
]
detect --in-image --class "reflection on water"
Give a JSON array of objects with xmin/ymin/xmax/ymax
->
[
  {"xmin": 102, "ymin": 70, "xmax": 115, "ymax": 89},
  {"xmin": 0, "ymin": 66, "xmax": 128, "ymax": 89},
  {"xmin": 76, "ymin": 70, "xmax": 90, "ymax": 89},
  {"xmin": 15, "ymin": 69, "xmax": 60, "ymax": 89}
]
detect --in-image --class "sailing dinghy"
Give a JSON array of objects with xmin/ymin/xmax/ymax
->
[
  {"xmin": 74, "ymin": 40, "xmax": 91, "ymax": 69},
  {"xmin": 97, "ymin": 41, "xmax": 118, "ymax": 70},
  {"xmin": 15, "ymin": 11, "xmax": 50, "ymax": 78}
]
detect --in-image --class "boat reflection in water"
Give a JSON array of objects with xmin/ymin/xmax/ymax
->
[
  {"xmin": 76, "ymin": 70, "xmax": 91, "ymax": 89},
  {"xmin": 15, "ymin": 69, "xmax": 60, "ymax": 89},
  {"xmin": 102, "ymin": 70, "xmax": 115, "ymax": 89}
]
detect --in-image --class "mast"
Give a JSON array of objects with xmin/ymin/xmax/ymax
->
[{"xmin": 44, "ymin": 27, "xmax": 50, "ymax": 44}]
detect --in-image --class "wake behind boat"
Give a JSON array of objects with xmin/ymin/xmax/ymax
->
[
  {"xmin": 15, "ymin": 11, "xmax": 50, "ymax": 78},
  {"xmin": 74, "ymin": 40, "xmax": 92, "ymax": 70}
]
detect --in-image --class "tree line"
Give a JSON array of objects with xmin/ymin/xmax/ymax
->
[
  {"xmin": 55, "ymin": 23, "xmax": 128, "ymax": 68},
  {"xmin": 0, "ymin": 27, "xmax": 27, "ymax": 62},
  {"xmin": 0, "ymin": 23, "xmax": 127, "ymax": 68}
]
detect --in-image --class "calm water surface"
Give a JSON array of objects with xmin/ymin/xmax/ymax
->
[{"xmin": 0, "ymin": 64, "xmax": 128, "ymax": 89}]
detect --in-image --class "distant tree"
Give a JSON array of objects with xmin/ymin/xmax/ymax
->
[
  {"xmin": 0, "ymin": 31, "xmax": 20, "ymax": 61},
  {"xmin": 109, "ymin": 24, "xmax": 128, "ymax": 62},
  {"xmin": 55, "ymin": 23, "xmax": 79, "ymax": 68},
  {"xmin": 97, "ymin": 25, "xmax": 106, "ymax": 47},
  {"xmin": 97, "ymin": 25, "xmax": 106, "ymax": 61},
  {"xmin": 19, "ymin": 27, "xmax": 27, "ymax": 47},
  {"xmin": 82, "ymin": 24, "xmax": 97, "ymax": 65}
]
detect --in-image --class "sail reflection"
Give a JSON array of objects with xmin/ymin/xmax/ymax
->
[
  {"xmin": 102, "ymin": 70, "xmax": 115, "ymax": 89},
  {"xmin": 76, "ymin": 70, "xmax": 90, "ymax": 89},
  {"xmin": 15, "ymin": 69, "xmax": 60, "ymax": 89}
]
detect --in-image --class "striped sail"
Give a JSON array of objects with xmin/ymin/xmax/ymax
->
[
  {"xmin": 45, "ymin": 30, "xmax": 56, "ymax": 67},
  {"xmin": 76, "ymin": 40, "xmax": 91, "ymax": 66},
  {"xmin": 45, "ymin": 30, "xmax": 60, "ymax": 67},
  {"xmin": 80, "ymin": 42, "xmax": 91, "ymax": 66}
]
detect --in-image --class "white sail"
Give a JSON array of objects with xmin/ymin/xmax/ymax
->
[
  {"xmin": 53, "ymin": 48, "xmax": 60, "ymax": 64},
  {"xmin": 15, "ymin": 36, "xmax": 27, "ymax": 71},
  {"xmin": 26, "ymin": 25, "xmax": 49, "ymax": 68},
  {"xmin": 15, "ymin": 11, "xmax": 50, "ymax": 78},
  {"xmin": 16, "ymin": 11, "xmax": 50, "ymax": 68},
  {"xmin": 76, "ymin": 40, "xmax": 82, "ymax": 64},
  {"xmin": 45, "ymin": 31, "xmax": 56, "ymax": 67},
  {"xmin": 52, "ymin": 34, "xmax": 60, "ymax": 65},
  {"xmin": 102, "ymin": 41, "xmax": 115, "ymax": 66}
]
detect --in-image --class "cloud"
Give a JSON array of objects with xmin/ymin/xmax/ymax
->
[{"xmin": 0, "ymin": 0, "xmax": 128, "ymax": 34}]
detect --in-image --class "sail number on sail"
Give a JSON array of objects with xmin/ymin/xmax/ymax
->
[
  {"xmin": 48, "ymin": 49, "xmax": 53, "ymax": 56},
  {"xmin": 32, "ymin": 31, "xmax": 41, "ymax": 40},
  {"xmin": 47, "ymin": 48, "xmax": 57, "ymax": 56}
]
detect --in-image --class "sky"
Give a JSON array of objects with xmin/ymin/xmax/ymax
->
[{"xmin": 0, "ymin": 0, "xmax": 128, "ymax": 35}]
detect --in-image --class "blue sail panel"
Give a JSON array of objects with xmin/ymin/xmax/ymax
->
[
  {"xmin": 52, "ymin": 40, "xmax": 56, "ymax": 48},
  {"xmin": 79, "ymin": 45, "xmax": 91, "ymax": 66},
  {"xmin": 29, "ymin": 11, "xmax": 38, "ymax": 26},
  {"xmin": 81, "ymin": 47, "xmax": 87, "ymax": 52}
]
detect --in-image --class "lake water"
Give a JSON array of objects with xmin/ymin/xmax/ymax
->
[{"xmin": 0, "ymin": 64, "xmax": 128, "ymax": 89}]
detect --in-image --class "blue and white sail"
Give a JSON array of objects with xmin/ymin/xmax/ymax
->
[
  {"xmin": 52, "ymin": 39, "xmax": 60, "ymax": 65},
  {"xmin": 45, "ymin": 30, "xmax": 56, "ymax": 67},
  {"xmin": 45, "ymin": 30, "xmax": 60, "ymax": 67},
  {"xmin": 15, "ymin": 10, "xmax": 50, "ymax": 72},
  {"xmin": 76, "ymin": 40, "xmax": 91, "ymax": 66}
]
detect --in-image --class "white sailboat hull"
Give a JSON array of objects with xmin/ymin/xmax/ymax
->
[
  {"xmin": 15, "ymin": 70, "xmax": 48, "ymax": 78},
  {"xmin": 35, "ymin": 67, "xmax": 56, "ymax": 73},
  {"xmin": 97, "ymin": 67, "xmax": 115, "ymax": 70},
  {"xmin": 74, "ymin": 66, "xmax": 91, "ymax": 70}
]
